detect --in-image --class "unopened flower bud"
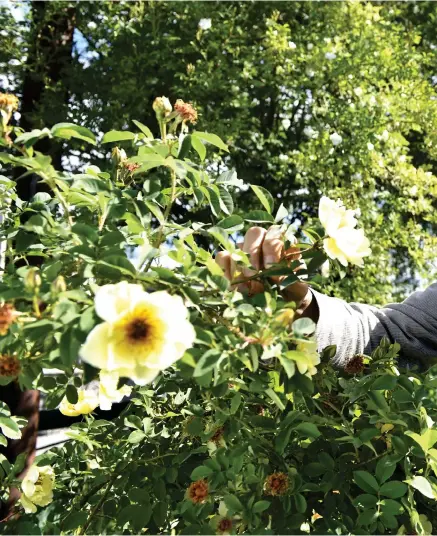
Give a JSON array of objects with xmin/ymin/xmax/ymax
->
[
  {"xmin": 111, "ymin": 147, "xmax": 127, "ymax": 167},
  {"xmin": 153, "ymin": 96, "xmax": 172, "ymax": 119},
  {"xmin": 25, "ymin": 268, "xmax": 42, "ymax": 292},
  {"xmin": 51, "ymin": 276, "xmax": 67, "ymax": 294}
]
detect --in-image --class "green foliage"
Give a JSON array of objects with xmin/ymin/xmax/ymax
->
[{"xmin": 0, "ymin": 100, "xmax": 436, "ymax": 535}]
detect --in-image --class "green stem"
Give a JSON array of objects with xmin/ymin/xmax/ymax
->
[{"xmin": 156, "ymin": 168, "xmax": 177, "ymax": 247}]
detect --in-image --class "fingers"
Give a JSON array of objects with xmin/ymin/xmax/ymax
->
[
  {"xmin": 240, "ymin": 227, "xmax": 266, "ymax": 295},
  {"xmin": 243, "ymin": 227, "xmax": 266, "ymax": 270},
  {"xmin": 215, "ymin": 251, "xmax": 232, "ymax": 280},
  {"xmin": 262, "ymin": 226, "xmax": 285, "ymax": 269}
]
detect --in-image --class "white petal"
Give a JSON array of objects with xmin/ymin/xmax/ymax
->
[
  {"xmin": 80, "ymin": 322, "xmax": 112, "ymax": 370},
  {"xmin": 94, "ymin": 282, "xmax": 145, "ymax": 322}
]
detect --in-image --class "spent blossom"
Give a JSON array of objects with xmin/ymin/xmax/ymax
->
[{"xmin": 174, "ymin": 99, "xmax": 198, "ymax": 124}]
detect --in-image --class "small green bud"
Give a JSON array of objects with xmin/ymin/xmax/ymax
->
[
  {"xmin": 51, "ymin": 275, "xmax": 67, "ymax": 294},
  {"xmin": 25, "ymin": 268, "xmax": 42, "ymax": 292},
  {"xmin": 111, "ymin": 146, "xmax": 127, "ymax": 167},
  {"xmin": 153, "ymin": 96, "xmax": 172, "ymax": 119}
]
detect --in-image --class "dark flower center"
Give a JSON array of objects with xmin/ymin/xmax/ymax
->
[{"xmin": 127, "ymin": 319, "xmax": 149, "ymax": 342}]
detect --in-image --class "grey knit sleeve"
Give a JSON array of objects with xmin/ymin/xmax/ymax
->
[{"xmin": 311, "ymin": 283, "xmax": 437, "ymax": 368}]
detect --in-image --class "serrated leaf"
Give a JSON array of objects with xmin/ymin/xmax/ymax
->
[
  {"xmin": 252, "ymin": 500, "xmax": 270, "ymax": 513},
  {"xmin": 244, "ymin": 210, "xmax": 274, "ymax": 223},
  {"xmin": 379, "ymin": 481, "xmax": 407, "ymax": 499},
  {"xmin": 405, "ymin": 475, "xmax": 436, "ymax": 499},
  {"xmin": 193, "ymin": 131, "xmax": 228, "ymax": 152},
  {"xmin": 0, "ymin": 417, "xmax": 21, "ymax": 440},
  {"xmin": 102, "ymin": 130, "xmax": 136, "ymax": 143},
  {"xmin": 51, "ymin": 123, "xmax": 96, "ymax": 145},
  {"xmin": 354, "ymin": 471, "xmax": 379, "ymax": 494},
  {"xmin": 191, "ymin": 135, "xmax": 206, "ymax": 161},
  {"xmin": 132, "ymin": 120, "xmax": 153, "ymax": 139},
  {"xmin": 250, "ymin": 185, "xmax": 274, "ymax": 214}
]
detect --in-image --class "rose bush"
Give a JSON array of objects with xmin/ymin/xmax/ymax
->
[{"xmin": 0, "ymin": 95, "xmax": 436, "ymax": 535}]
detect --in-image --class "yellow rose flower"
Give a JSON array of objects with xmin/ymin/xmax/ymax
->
[
  {"xmin": 319, "ymin": 196, "xmax": 371, "ymax": 267},
  {"xmin": 80, "ymin": 282, "xmax": 196, "ymax": 385},
  {"xmin": 99, "ymin": 369, "xmax": 132, "ymax": 411},
  {"xmin": 20, "ymin": 464, "xmax": 55, "ymax": 514},
  {"xmin": 59, "ymin": 388, "xmax": 99, "ymax": 417}
]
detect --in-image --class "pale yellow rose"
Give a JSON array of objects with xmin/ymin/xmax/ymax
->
[
  {"xmin": 80, "ymin": 282, "xmax": 196, "ymax": 385},
  {"xmin": 319, "ymin": 196, "xmax": 371, "ymax": 267},
  {"xmin": 59, "ymin": 388, "xmax": 99, "ymax": 417},
  {"xmin": 99, "ymin": 369, "xmax": 132, "ymax": 411},
  {"xmin": 20, "ymin": 465, "xmax": 55, "ymax": 514}
]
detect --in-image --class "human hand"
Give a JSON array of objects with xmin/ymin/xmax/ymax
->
[{"xmin": 215, "ymin": 225, "xmax": 314, "ymax": 314}]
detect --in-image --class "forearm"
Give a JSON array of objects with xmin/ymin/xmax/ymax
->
[{"xmin": 311, "ymin": 284, "xmax": 437, "ymax": 368}]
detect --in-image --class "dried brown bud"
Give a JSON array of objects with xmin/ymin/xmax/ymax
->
[
  {"xmin": 187, "ymin": 479, "xmax": 209, "ymax": 503},
  {"xmin": 217, "ymin": 517, "xmax": 233, "ymax": 534},
  {"xmin": 0, "ymin": 93, "xmax": 19, "ymax": 113},
  {"xmin": 153, "ymin": 96, "xmax": 172, "ymax": 119},
  {"xmin": 210, "ymin": 426, "xmax": 225, "ymax": 444},
  {"xmin": 0, "ymin": 303, "xmax": 19, "ymax": 335},
  {"xmin": 344, "ymin": 354, "xmax": 365, "ymax": 375},
  {"xmin": 174, "ymin": 99, "xmax": 198, "ymax": 124},
  {"xmin": 264, "ymin": 472, "xmax": 289, "ymax": 496},
  {"xmin": 124, "ymin": 162, "xmax": 140, "ymax": 174},
  {"xmin": 0, "ymin": 355, "xmax": 21, "ymax": 377}
]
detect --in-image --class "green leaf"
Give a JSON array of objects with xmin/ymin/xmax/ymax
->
[
  {"xmin": 294, "ymin": 494, "xmax": 307, "ymax": 514},
  {"xmin": 357, "ymin": 509, "xmax": 377, "ymax": 527},
  {"xmin": 66, "ymin": 384, "xmax": 79, "ymax": 405},
  {"xmin": 218, "ymin": 186, "xmax": 234, "ymax": 215},
  {"xmin": 192, "ymin": 131, "xmax": 228, "ymax": 152},
  {"xmin": 128, "ymin": 430, "xmax": 146, "ymax": 444},
  {"xmin": 376, "ymin": 457, "xmax": 397, "ymax": 484},
  {"xmin": 244, "ymin": 210, "xmax": 274, "ymax": 223},
  {"xmin": 96, "ymin": 255, "xmax": 137, "ymax": 278},
  {"xmin": 380, "ymin": 499, "xmax": 403, "ymax": 515},
  {"xmin": 405, "ymin": 475, "xmax": 436, "ymax": 499},
  {"xmin": 250, "ymin": 185, "xmax": 274, "ymax": 214},
  {"xmin": 230, "ymin": 393, "xmax": 242, "ymax": 414},
  {"xmin": 372, "ymin": 374, "xmax": 398, "ymax": 390},
  {"xmin": 217, "ymin": 215, "xmax": 244, "ymax": 231},
  {"xmin": 190, "ymin": 466, "xmax": 213, "ymax": 480},
  {"xmin": 62, "ymin": 512, "xmax": 88, "ymax": 532},
  {"xmin": 0, "ymin": 417, "xmax": 21, "ymax": 440},
  {"xmin": 265, "ymin": 387, "xmax": 285, "ymax": 410},
  {"xmin": 353, "ymin": 494, "xmax": 378, "ymax": 509},
  {"xmin": 51, "ymin": 123, "xmax": 96, "ymax": 145},
  {"xmin": 253, "ymin": 500, "xmax": 270, "ymax": 514},
  {"xmin": 295, "ymin": 422, "xmax": 320, "ymax": 438},
  {"xmin": 379, "ymin": 481, "xmax": 407, "ymax": 499},
  {"xmin": 128, "ymin": 487, "xmax": 150, "ymax": 504},
  {"xmin": 102, "ymin": 130, "xmax": 136, "ymax": 143},
  {"xmin": 193, "ymin": 349, "xmax": 221, "ymax": 378},
  {"xmin": 223, "ymin": 494, "xmax": 243, "ymax": 513},
  {"xmin": 132, "ymin": 120, "xmax": 153, "ymax": 139},
  {"xmin": 353, "ymin": 471, "xmax": 380, "ymax": 493},
  {"xmin": 191, "ymin": 135, "xmax": 206, "ymax": 161},
  {"xmin": 406, "ymin": 429, "xmax": 437, "ymax": 454},
  {"xmin": 275, "ymin": 203, "xmax": 289, "ymax": 222}
]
